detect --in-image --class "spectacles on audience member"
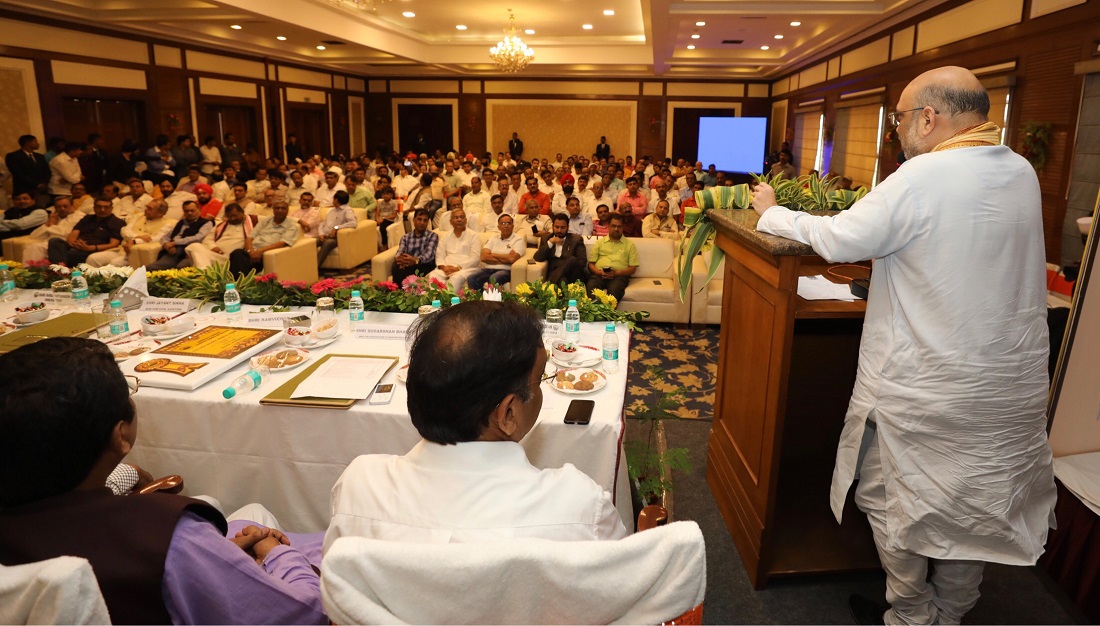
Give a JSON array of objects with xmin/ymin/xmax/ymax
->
[
  {"xmin": 125, "ymin": 375, "xmax": 140, "ymax": 397},
  {"xmin": 888, "ymin": 107, "xmax": 934, "ymax": 127}
]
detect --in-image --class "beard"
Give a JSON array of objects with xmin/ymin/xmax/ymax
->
[{"xmin": 898, "ymin": 122, "xmax": 925, "ymax": 159}]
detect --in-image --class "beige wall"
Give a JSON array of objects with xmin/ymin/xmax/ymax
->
[{"xmin": 487, "ymin": 100, "xmax": 636, "ymax": 160}]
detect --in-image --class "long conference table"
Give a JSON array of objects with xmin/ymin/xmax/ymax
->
[{"xmin": 2, "ymin": 297, "xmax": 633, "ymax": 532}]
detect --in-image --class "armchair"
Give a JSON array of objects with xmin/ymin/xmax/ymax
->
[{"xmin": 318, "ymin": 206, "xmax": 379, "ymax": 271}]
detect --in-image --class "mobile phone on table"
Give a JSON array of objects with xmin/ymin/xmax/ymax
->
[
  {"xmin": 369, "ymin": 383, "xmax": 394, "ymax": 405},
  {"xmin": 564, "ymin": 399, "xmax": 595, "ymax": 425}
]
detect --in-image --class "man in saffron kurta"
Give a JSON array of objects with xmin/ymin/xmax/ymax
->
[{"xmin": 753, "ymin": 66, "xmax": 1056, "ymax": 626}]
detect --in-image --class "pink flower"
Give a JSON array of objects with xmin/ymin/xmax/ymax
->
[
  {"xmin": 255, "ymin": 273, "xmax": 277, "ymax": 283},
  {"xmin": 310, "ymin": 278, "xmax": 338, "ymax": 295},
  {"xmin": 26, "ymin": 260, "xmax": 50, "ymax": 268},
  {"xmin": 429, "ymin": 277, "xmax": 447, "ymax": 290},
  {"xmin": 280, "ymin": 280, "xmax": 308, "ymax": 289},
  {"xmin": 456, "ymin": 287, "xmax": 466, "ymax": 298},
  {"xmin": 378, "ymin": 280, "xmax": 399, "ymax": 292}
]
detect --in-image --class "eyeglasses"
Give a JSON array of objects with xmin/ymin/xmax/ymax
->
[
  {"xmin": 887, "ymin": 106, "xmax": 934, "ymax": 127},
  {"xmin": 124, "ymin": 375, "xmax": 140, "ymax": 397}
]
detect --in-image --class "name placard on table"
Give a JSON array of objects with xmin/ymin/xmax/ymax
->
[
  {"xmin": 30, "ymin": 290, "xmax": 72, "ymax": 305},
  {"xmin": 140, "ymin": 298, "xmax": 195, "ymax": 314},
  {"xmin": 352, "ymin": 324, "xmax": 407, "ymax": 341},
  {"xmin": 246, "ymin": 311, "xmax": 305, "ymax": 328}
]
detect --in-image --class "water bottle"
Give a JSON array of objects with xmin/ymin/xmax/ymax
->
[
  {"xmin": 0, "ymin": 264, "xmax": 15, "ymax": 302},
  {"xmin": 450, "ymin": 296, "xmax": 460, "ymax": 306},
  {"xmin": 431, "ymin": 299, "xmax": 441, "ymax": 312},
  {"xmin": 602, "ymin": 323, "xmax": 619, "ymax": 373},
  {"xmin": 224, "ymin": 282, "xmax": 243, "ymax": 324},
  {"xmin": 70, "ymin": 270, "xmax": 91, "ymax": 311},
  {"xmin": 348, "ymin": 290, "xmax": 364, "ymax": 325},
  {"xmin": 564, "ymin": 299, "xmax": 581, "ymax": 343},
  {"xmin": 222, "ymin": 364, "xmax": 270, "ymax": 399},
  {"xmin": 108, "ymin": 299, "xmax": 129, "ymax": 336}
]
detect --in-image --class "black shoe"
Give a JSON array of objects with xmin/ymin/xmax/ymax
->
[{"xmin": 848, "ymin": 594, "xmax": 887, "ymax": 625}]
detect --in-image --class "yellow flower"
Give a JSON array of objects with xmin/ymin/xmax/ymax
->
[
  {"xmin": 566, "ymin": 282, "xmax": 586, "ymax": 299},
  {"xmin": 0, "ymin": 259, "xmax": 22, "ymax": 269},
  {"xmin": 515, "ymin": 283, "xmax": 534, "ymax": 296}
]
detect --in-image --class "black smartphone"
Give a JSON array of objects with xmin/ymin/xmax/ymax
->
[
  {"xmin": 564, "ymin": 399, "xmax": 595, "ymax": 425},
  {"xmin": 531, "ymin": 225, "xmax": 539, "ymax": 235}
]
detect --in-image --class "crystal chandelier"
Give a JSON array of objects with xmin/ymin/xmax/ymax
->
[
  {"xmin": 490, "ymin": 11, "xmax": 534, "ymax": 72},
  {"xmin": 329, "ymin": 0, "xmax": 389, "ymax": 11}
]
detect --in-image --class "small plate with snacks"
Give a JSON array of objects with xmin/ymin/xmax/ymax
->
[
  {"xmin": 251, "ymin": 347, "xmax": 310, "ymax": 371},
  {"xmin": 109, "ymin": 338, "xmax": 158, "ymax": 362},
  {"xmin": 546, "ymin": 367, "xmax": 607, "ymax": 395},
  {"xmin": 9, "ymin": 301, "xmax": 54, "ymax": 326},
  {"xmin": 141, "ymin": 314, "xmax": 197, "ymax": 340}
]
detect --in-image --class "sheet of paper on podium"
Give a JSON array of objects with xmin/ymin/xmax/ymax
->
[{"xmin": 797, "ymin": 275, "xmax": 860, "ymax": 302}]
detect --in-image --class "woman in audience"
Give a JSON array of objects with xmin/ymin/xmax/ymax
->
[{"xmin": 0, "ymin": 338, "xmax": 327, "ymax": 625}]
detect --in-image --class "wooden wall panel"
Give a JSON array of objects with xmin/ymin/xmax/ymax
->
[
  {"xmin": 636, "ymin": 98, "xmax": 666, "ymax": 160},
  {"xmin": 459, "ymin": 95, "xmax": 486, "ymax": 156}
]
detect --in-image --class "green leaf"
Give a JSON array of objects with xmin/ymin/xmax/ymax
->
[
  {"xmin": 704, "ymin": 247, "xmax": 725, "ymax": 286},
  {"xmin": 731, "ymin": 183, "xmax": 752, "ymax": 210},
  {"xmin": 677, "ymin": 221, "xmax": 715, "ymax": 302}
]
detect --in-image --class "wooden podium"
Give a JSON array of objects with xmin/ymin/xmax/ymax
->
[{"xmin": 705, "ymin": 209, "xmax": 879, "ymax": 588}]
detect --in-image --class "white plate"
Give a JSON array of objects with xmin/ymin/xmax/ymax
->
[
  {"xmin": 396, "ymin": 363, "xmax": 409, "ymax": 383},
  {"xmin": 146, "ymin": 322, "xmax": 198, "ymax": 341},
  {"xmin": 551, "ymin": 345, "xmax": 602, "ymax": 368},
  {"xmin": 546, "ymin": 367, "xmax": 607, "ymax": 395},
  {"xmin": 251, "ymin": 347, "xmax": 311, "ymax": 371},
  {"xmin": 108, "ymin": 338, "xmax": 158, "ymax": 362},
  {"xmin": 286, "ymin": 331, "xmax": 342, "ymax": 349}
]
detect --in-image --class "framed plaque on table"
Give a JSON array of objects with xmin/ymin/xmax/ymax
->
[{"xmin": 119, "ymin": 325, "xmax": 282, "ymax": 391}]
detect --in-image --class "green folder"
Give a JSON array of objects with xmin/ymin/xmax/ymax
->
[
  {"xmin": 259, "ymin": 353, "xmax": 398, "ymax": 410},
  {"xmin": 0, "ymin": 313, "xmax": 100, "ymax": 353}
]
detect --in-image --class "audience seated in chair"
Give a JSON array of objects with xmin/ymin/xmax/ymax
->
[
  {"xmin": 86, "ymin": 198, "xmax": 175, "ymax": 268},
  {"xmin": 0, "ymin": 338, "xmax": 327, "ymax": 625},
  {"xmin": 534, "ymin": 212, "xmax": 589, "ymax": 287},
  {"xmin": 7, "ymin": 196, "xmax": 81, "ymax": 262},
  {"xmin": 466, "ymin": 212, "xmax": 525, "ymax": 290},
  {"xmin": 188, "ymin": 202, "xmax": 250, "ymax": 269},
  {"xmin": 586, "ymin": 213, "xmax": 638, "ymax": 303},
  {"xmin": 427, "ymin": 207, "xmax": 481, "ymax": 291},
  {"xmin": 230, "ymin": 200, "xmax": 301, "ymax": 276},
  {"xmin": 146, "ymin": 200, "xmax": 212, "ymax": 270},
  {"xmin": 392, "ymin": 208, "xmax": 438, "ymax": 285},
  {"xmin": 324, "ymin": 301, "xmax": 628, "ymax": 553},
  {"xmin": 47, "ymin": 197, "xmax": 125, "ymax": 266},
  {"xmin": 0, "ymin": 191, "xmax": 48, "ymax": 241},
  {"xmin": 315, "ymin": 190, "xmax": 356, "ymax": 267}
]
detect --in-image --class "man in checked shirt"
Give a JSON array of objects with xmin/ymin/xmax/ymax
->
[{"xmin": 392, "ymin": 208, "xmax": 438, "ymax": 285}]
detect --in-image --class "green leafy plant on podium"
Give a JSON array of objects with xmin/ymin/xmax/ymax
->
[
  {"xmin": 676, "ymin": 173, "xmax": 869, "ymax": 301},
  {"xmin": 626, "ymin": 367, "xmax": 692, "ymax": 507}
]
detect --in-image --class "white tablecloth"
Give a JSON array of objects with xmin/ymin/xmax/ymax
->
[{"xmin": 35, "ymin": 301, "xmax": 631, "ymax": 532}]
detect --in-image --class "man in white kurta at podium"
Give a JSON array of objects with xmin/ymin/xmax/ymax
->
[{"xmin": 752, "ymin": 66, "xmax": 1056, "ymax": 626}]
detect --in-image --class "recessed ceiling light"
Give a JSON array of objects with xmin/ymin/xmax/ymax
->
[
  {"xmin": 402, "ymin": 11, "xmax": 415, "ymax": 17},
  {"xmin": 603, "ymin": 9, "xmax": 615, "ymax": 16},
  {"xmin": 691, "ymin": 34, "xmax": 700, "ymax": 39},
  {"xmin": 524, "ymin": 29, "xmax": 535, "ymax": 34},
  {"xmin": 687, "ymin": 45, "xmax": 695, "ymax": 50},
  {"xmin": 761, "ymin": 45, "xmax": 770, "ymax": 50},
  {"xmin": 790, "ymin": 21, "xmax": 801, "ymax": 27},
  {"xmin": 316, "ymin": 45, "xmax": 326, "ymax": 50},
  {"xmin": 455, "ymin": 24, "xmax": 467, "ymax": 30},
  {"xmin": 582, "ymin": 24, "xmax": 593, "ymax": 30},
  {"xmin": 276, "ymin": 35, "xmax": 287, "ymax": 41},
  {"xmin": 774, "ymin": 34, "xmax": 784, "ymax": 39},
  {"xmin": 696, "ymin": 21, "xmax": 706, "ymax": 27},
  {"xmin": 230, "ymin": 24, "xmax": 242, "ymax": 29}
]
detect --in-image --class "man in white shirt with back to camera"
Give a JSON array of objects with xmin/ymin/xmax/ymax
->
[
  {"xmin": 753, "ymin": 66, "xmax": 1056, "ymax": 626},
  {"xmin": 324, "ymin": 299, "xmax": 628, "ymax": 554}
]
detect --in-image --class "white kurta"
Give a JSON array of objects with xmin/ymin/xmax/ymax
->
[{"xmin": 757, "ymin": 145, "xmax": 1056, "ymax": 566}]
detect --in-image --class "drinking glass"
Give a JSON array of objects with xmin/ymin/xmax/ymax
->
[{"xmin": 544, "ymin": 308, "xmax": 563, "ymax": 341}]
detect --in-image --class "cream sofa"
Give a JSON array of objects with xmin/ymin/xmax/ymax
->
[
  {"xmin": 526, "ymin": 236, "xmax": 690, "ymax": 323},
  {"xmin": 2, "ymin": 236, "xmax": 37, "ymax": 263},
  {"xmin": 316, "ymin": 206, "xmax": 379, "ymax": 271},
  {"xmin": 690, "ymin": 250, "xmax": 724, "ymax": 325},
  {"xmin": 128, "ymin": 230, "xmax": 320, "ymax": 284},
  {"xmin": 372, "ymin": 229, "xmax": 528, "ymax": 290}
]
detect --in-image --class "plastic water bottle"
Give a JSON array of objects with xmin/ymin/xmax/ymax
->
[
  {"xmin": 450, "ymin": 296, "xmax": 460, "ymax": 306},
  {"xmin": 108, "ymin": 299, "xmax": 129, "ymax": 336},
  {"xmin": 602, "ymin": 323, "xmax": 619, "ymax": 373},
  {"xmin": 70, "ymin": 270, "xmax": 91, "ymax": 311},
  {"xmin": 564, "ymin": 299, "xmax": 581, "ymax": 343},
  {"xmin": 0, "ymin": 264, "xmax": 15, "ymax": 302},
  {"xmin": 224, "ymin": 282, "xmax": 243, "ymax": 324},
  {"xmin": 431, "ymin": 299, "xmax": 441, "ymax": 312},
  {"xmin": 222, "ymin": 364, "xmax": 270, "ymax": 399},
  {"xmin": 348, "ymin": 290, "xmax": 364, "ymax": 326}
]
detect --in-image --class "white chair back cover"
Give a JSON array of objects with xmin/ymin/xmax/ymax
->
[{"xmin": 0, "ymin": 556, "xmax": 111, "ymax": 625}]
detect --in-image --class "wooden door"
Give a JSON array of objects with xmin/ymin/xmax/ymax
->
[
  {"xmin": 396, "ymin": 103, "xmax": 453, "ymax": 155},
  {"xmin": 285, "ymin": 105, "xmax": 328, "ymax": 160},
  {"xmin": 59, "ymin": 98, "xmax": 144, "ymax": 153},
  {"xmin": 203, "ymin": 104, "xmax": 257, "ymax": 155}
]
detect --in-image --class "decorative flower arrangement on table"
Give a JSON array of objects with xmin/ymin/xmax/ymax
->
[{"xmin": 0, "ymin": 261, "xmax": 647, "ymax": 326}]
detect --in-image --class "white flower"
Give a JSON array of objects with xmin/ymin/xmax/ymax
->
[{"xmin": 49, "ymin": 264, "xmax": 71, "ymax": 275}]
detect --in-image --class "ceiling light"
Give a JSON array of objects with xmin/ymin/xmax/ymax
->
[
  {"xmin": 761, "ymin": 45, "xmax": 769, "ymax": 50},
  {"xmin": 230, "ymin": 24, "xmax": 242, "ymax": 29},
  {"xmin": 490, "ymin": 11, "xmax": 534, "ymax": 72},
  {"xmin": 402, "ymin": 11, "xmax": 415, "ymax": 17},
  {"xmin": 276, "ymin": 35, "xmax": 287, "ymax": 41},
  {"xmin": 790, "ymin": 21, "xmax": 801, "ymax": 27},
  {"xmin": 455, "ymin": 24, "xmax": 467, "ymax": 30},
  {"xmin": 582, "ymin": 24, "xmax": 593, "ymax": 30},
  {"xmin": 316, "ymin": 45, "xmax": 326, "ymax": 50},
  {"xmin": 524, "ymin": 29, "xmax": 535, "ymax": 34},
  {"xmin": 774, "ymin": 34, "xmax": 784, "ymax": 39},
  {"xmin": 696, "ymin": 21, "xmax": 706, "ymax": 27},
  {"xmin": 691, "ymin": 34, "xmax": 700, "ymax": 39},
  {"xmin": 603, "ymin": 9, "xmax": 614, "ymax": 16},
  {"xmin": 687, "ymin": 45, "xmax": 695, "ymax": 50}
]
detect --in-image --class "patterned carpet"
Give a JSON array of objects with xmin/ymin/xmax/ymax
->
[{"xmin": 625, "ymin": 322, "xmax": 719, "ymax": 421}]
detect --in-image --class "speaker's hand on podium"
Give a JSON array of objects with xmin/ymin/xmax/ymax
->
[{"xmin": 752, "ymin": 182, "xmax": 776, "ymax": 217}]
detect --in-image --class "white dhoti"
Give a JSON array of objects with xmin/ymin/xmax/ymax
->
[
  {"xmin": 427, "ymin": 268, "xmax": 479, "ymax": 292},
  {"xmin": 85, "ymin": 249, "xmax": 127, "ymax": 267}
]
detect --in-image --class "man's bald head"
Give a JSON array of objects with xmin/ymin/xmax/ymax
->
[{"xmin": 896, "ymin": 66, "xmax": 990, "ymax": 157}]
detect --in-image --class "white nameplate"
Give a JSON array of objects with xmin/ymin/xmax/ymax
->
[
  {"xmin": 140, "ymin": 298, "xmax": 194, "ymax": 313},
  {"xmin": 246, "ymin": 311, "xmax": 302, "ymax": 328},
  {"xmin": 30, "ymin": 290, "xmax": 72, "ymax": 305},
  {"xmin": 352, "ymin": 324, "xmax": 407, "ymax": 341}
]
